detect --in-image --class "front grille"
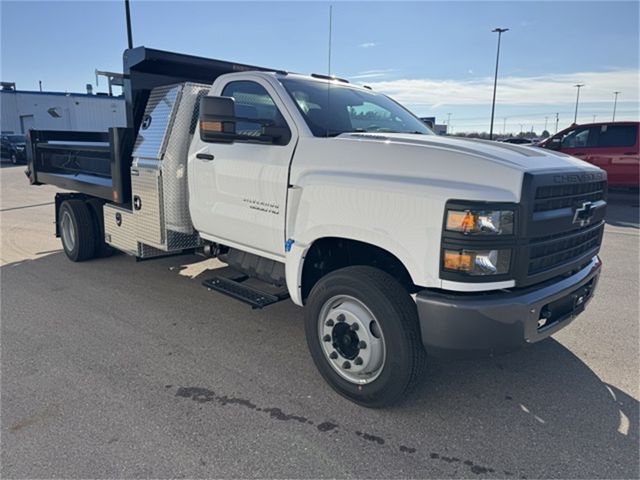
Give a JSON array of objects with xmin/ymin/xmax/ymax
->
[
  {"xmin": 534, "ymin": 181, "xmax": 606, "ymax": 212},
  {"xmin": 528, "ymin": 223, "xmax": 603, "ymax": 274}
]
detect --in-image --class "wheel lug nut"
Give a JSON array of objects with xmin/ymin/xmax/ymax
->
[
  {"xmin": 342, "ymin": 361, "xmax": 351, "ymax": 369},
  {"xmin": 350, "ymin": 323, "xmax": 359, "ymax": 331},
  {"xmin": 326, "ymin": 319, "xmax": 334, "ymax": 327},
  {"xmin": 354, "ymin": 357, "xmax": 363, "ymax": 365},
  {"xmin": 329, "ymin": 351, "xmax": 338, "ymax": 359},
  {"xmin": 323, "ymin": 334, "xmax": 331, "ymax": 342},
  {"xmin": 358, "ymin": 341, "xmax": 367, "ymax": 349},
  {"xmin": 337, "ymin": 314, "xmax": 345, "ymax": 322}
]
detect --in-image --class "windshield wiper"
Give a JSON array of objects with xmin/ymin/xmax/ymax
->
[
  {"xmin": 366, "ymin": 129, "xmax": 426, "ymax": 134},
  {"xmin": 324, "ymin": 129, "xmax": 426, "ymax": 137}
]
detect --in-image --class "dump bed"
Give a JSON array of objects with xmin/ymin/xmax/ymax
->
[{"xmin": 26, "ymin": 46, "xmax": 273, "ymax": 203}]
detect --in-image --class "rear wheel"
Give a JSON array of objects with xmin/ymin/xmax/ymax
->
[
  {"xmin": 59, "ymin": 200, "xmax": 96, "ymax": 262},
  {"xmin": 304, "ymin": 266, "xmax": 426, "ymax": 408}
]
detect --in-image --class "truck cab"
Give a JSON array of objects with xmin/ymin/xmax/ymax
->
[{"xmin": 26, "ymin": 47, "xmax": 606, "ymax": 407}]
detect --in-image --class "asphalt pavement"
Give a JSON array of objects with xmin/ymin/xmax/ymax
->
[{"xmin": 1, "ymin": 162, "xmax": 638, "ymax": 479}]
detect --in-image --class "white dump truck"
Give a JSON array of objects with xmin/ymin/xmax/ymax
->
[{"xmin": 27, "ymin": 47, "xmax": 606, "ymax": 407}]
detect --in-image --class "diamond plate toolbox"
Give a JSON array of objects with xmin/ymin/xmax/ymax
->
[{"xmin": 130, "ymin": 82, "xmax": 210, "ymax": 252}]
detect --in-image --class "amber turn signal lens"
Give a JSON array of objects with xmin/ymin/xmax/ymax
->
[
  {"xmin": 446, "ymin": 210, "xmax": 476, "ymax": 233},
  {"xmin": 443, "ymin": 250, "xmax": 473, "ymax": 271},
  {"xmin": 200, "ymin": 120, "xmax": 223, "ymax": 132}
]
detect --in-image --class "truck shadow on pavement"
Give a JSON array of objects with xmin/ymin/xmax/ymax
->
[
  {"xmin": 2, "ymin": 251, "xmax": 638, "ymax": 479},
  {"xmin": 402, "ymin": 342, "xmax": 639, "ymax": 477}
]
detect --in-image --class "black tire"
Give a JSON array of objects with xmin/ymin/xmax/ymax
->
[
  {"xmin": 86, "ymin": 198, "xmax": 114, "ymax": 258},
  {"xmin": 304, "ymin": 266, "xmax": 426, "ymax": 408},
  {"xmin": 58, "ymin": 199, "xmax": 96, "ymax": 262}
]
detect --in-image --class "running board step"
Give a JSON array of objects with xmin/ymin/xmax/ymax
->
[{"xmin": 202, "ymin": 275, "xmax": 289, "ymax": 309}]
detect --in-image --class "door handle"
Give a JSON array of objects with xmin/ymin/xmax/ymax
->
[
  {"xmin": 196, "ymin": 153, "xmax": 214, "ymax": 161},
  {"xmin": 573, "ymin": 152, "xmax": 585, "ymax": 156},
  {"xmin": 624, "ymin": 152, "xmax": 636, "ymax": 156}
]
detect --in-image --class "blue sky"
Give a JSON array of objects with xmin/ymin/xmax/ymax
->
[{"xmin": 1, "ymin": 0, "xmax": 639, "ymax": 134}]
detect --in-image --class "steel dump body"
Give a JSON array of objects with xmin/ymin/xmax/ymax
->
[{"xmin": 26, "ymin": 47, "xmax": 274, "ymax": 204}]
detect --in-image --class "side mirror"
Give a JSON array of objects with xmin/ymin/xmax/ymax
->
[
  {"xmin": 199, "ymin": 96, "xmax": 238, "ymax": 143},
  {"xmin": 199, "ymin": 96, "xmax": 291, "ymax": 145}
]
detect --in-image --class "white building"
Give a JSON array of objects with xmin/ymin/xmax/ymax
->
[{"xmin": 1, "ymin": 85, "xmax": 126, "ymax": 134}]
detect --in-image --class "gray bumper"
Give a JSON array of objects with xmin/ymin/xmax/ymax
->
[{"xmin": 416, "ymin": 257, "xmax": 601, "ymax": 357}]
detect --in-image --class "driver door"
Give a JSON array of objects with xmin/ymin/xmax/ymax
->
[{"xmin": 189, "ymin": 78, "xmax": 297, "ymax": 259}]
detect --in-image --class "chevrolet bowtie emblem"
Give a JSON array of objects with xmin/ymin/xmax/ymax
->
[{"xmin": 573, "ymin": 201, "xmax": 595, "ymax": 227}]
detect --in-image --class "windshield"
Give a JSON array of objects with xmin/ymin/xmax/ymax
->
[
  {"xmin": 6, "ymin": 135, "xmax": 25, "ymax": 143},
  {"xmin": 279, "ymin": 78, "xmax": 433, "ymax": 137}
]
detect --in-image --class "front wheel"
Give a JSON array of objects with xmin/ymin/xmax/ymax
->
[{"xmin": 304, "ymin": 266, "xmax": 426, "ymax": 408}]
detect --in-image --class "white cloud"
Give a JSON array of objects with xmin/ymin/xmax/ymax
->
[
  {"xmin": 366, "ymin": 69, "xmax": 640, "ymax": 108},
  {"xmin": 351, "ymin": 73, "xmax": 388, "ymax": 79},
  {"xmin": 351, "ymin": 69, "xmax": 395, "ymax": 80},
  {"xmin": 358, "ymin": 42, "xmax": 377, "ymax": 48}
]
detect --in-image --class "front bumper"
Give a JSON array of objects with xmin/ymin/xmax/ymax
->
[{"xmin": 416, "ymin": 256, "xmax": 601, "ymax": 357}]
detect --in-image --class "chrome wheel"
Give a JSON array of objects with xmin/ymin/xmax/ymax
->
[
  {"xmin": 318, "ymin": 295, "xmax": 386, "ymax": 384},
  {"xmin": 10, "ymin": 153, "xmax": 16, "ymax": 164},
  {"xmin": 60, "ymin": 210, "xmax": 76, "ymax": 251}
]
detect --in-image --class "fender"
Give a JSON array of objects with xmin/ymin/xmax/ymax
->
[{"xmin": 284, "ymin": 228, "xmax": 424, "ymax": 307}]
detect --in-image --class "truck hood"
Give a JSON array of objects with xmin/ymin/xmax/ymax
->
[
  {"xmin": 338, "ymin": 132, "xmax": 597, "ymax": 172},
  {"xmin": 291, "ymin": 131, "xmax": 604, "ymax": 205}
]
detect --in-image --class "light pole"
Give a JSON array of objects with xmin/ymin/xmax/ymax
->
[
  {"xmin": 555, "ymin": 112, "xmax": 559, "ymax": 133},
  {"xmin": 446, "ymin": 113, "xmax": 451, "ymax": 134},
  {"xmin": 573, "ymin": 84, "xmax": 584, "ymax": 125},
  {"xmin": 613, "ymin": 91, "xmax": 621, "ymax": 121},
  {"xmin": 544, "ymin": 116, "xmax": 548, "ymax": 132},
  {"xmin": 124, "ymin": 0, "xmax": 133, "ymax": 49},
  {"xmin": 489, "ymin": 27, "xmax": 509, "ymax": 140}
]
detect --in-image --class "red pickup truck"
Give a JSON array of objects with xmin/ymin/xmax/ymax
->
[{"xmin": 539, "ymin": 121, "xmax": 639, "ymax": 187}]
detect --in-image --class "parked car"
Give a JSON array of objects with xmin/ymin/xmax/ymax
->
[
  {"xmin": 538, "ymin": 122, "xmax": 639, "ymax": 187},
  {"xmin": 501, "ymin": 137, "xmax": 535, "ymax": 145},
  {"xmin": 1, "ymin": 133, "xmax": 26, "ymax": 164}
]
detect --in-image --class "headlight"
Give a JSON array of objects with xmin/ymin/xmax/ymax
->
[
  {"xmin": 443, "ymin": 249, "xmax": 511, "ymax": 276},
  {"xmin": 445, "ymin": 209, "xmax": 514, "ymax": 235}
]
